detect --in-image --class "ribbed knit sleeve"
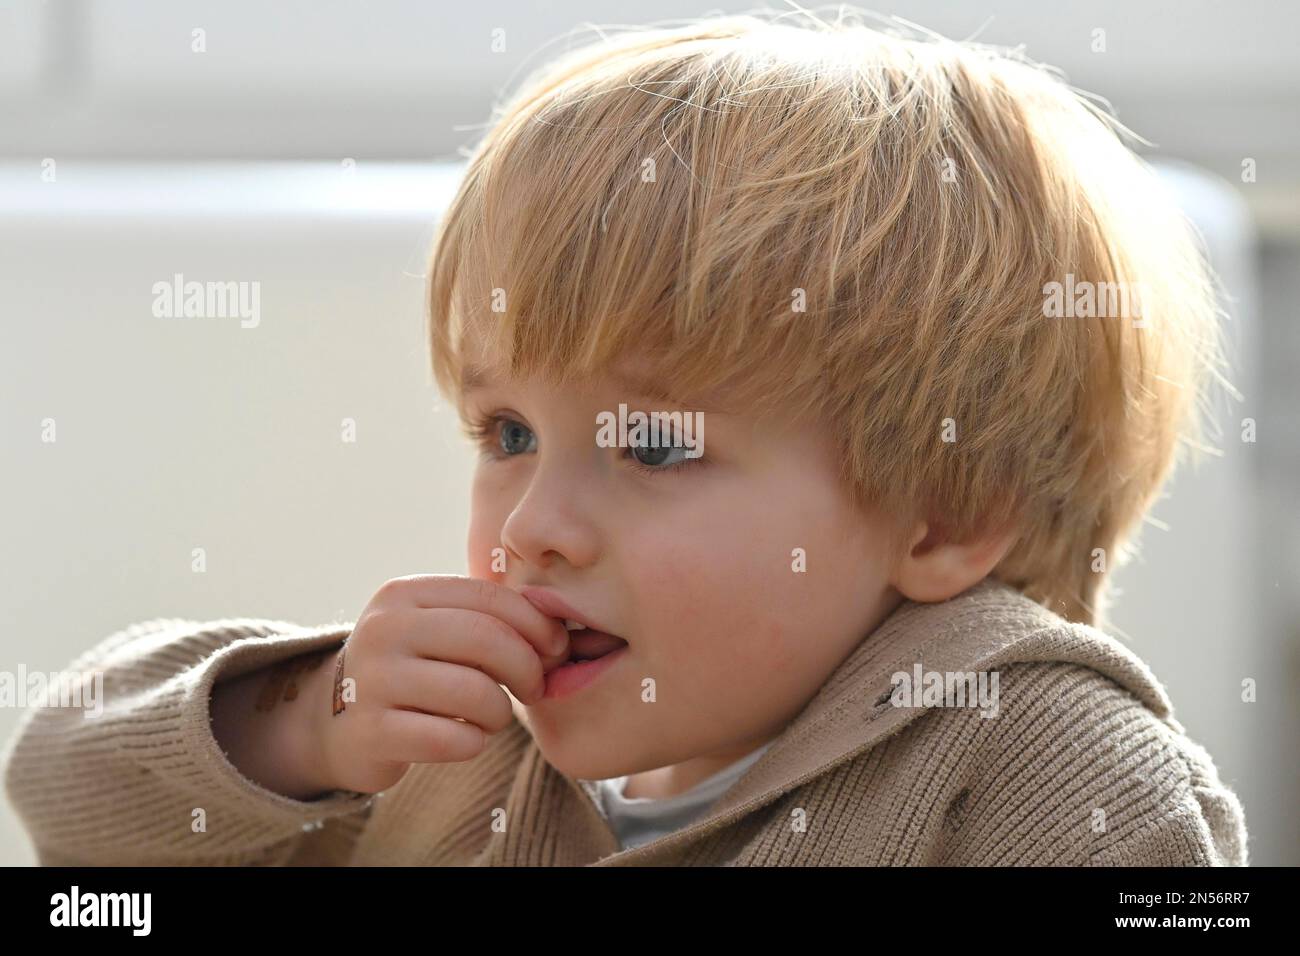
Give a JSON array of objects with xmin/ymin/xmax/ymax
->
[
  {"xmin": 0, "ymin": 617, "xmax": 376, "ymax": 866},
  {"xmin": 935, "ymin": 661, "xmax": 1248, "ymax": 866}
]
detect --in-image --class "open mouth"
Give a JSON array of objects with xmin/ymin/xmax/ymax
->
[{"xmin": 559, "ymin": 619, "xmax": 629, "ymax": 665}]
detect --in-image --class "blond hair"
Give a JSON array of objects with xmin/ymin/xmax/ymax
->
[{"xmin": 427, "ymin": 8, "xmax": 1232, "ymax": 626}]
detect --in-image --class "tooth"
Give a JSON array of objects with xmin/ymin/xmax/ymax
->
[{"xmin": 564, "ymin": 619, "xmax": 587, "ymax": 631}]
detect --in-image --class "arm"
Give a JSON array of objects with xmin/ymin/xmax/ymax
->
[
  {"xmin": 0, "ymin": 617, "xmax": 375, "ymax": 866},
  {"xmin": 209, "ymin": 643, "xmax": 340, "ymax": 801}
]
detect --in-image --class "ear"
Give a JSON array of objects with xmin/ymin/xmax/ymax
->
[{"xmin": 890, "ymin": 518, "xmax": 1020, "ymax": 604}]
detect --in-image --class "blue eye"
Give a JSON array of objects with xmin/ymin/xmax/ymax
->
[
  {"xmin": 465, "ymin": 414, "xmax": 535, "ymax": 458},
  {"xmin": 498, "ymin": 419, "xmax": 536, "ymax": 455},
  {"xmin": 629, "ymin": 441, "xmax": 691, "ymax": 468},
  {"xmin": 466, "ymin": 411, "xmax": 703, "ymax": 476},
  {"xmin": 626, "ymin": 422, "xmax": 701, "ymax": 472}
]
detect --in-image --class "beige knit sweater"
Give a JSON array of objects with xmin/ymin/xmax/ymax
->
[{"xmin": 1, "ymin": 578, "xmax": 1248, "ymax": 866}]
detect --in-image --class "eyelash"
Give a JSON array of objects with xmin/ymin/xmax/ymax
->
[{"xmin": 463, "ymin": 412, "xmax": 704, "ymax": 476}]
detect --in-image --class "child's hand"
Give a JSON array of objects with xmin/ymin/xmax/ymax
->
[{"xmin": 312, "ymin": 575, "xmax": 570, "ymax": 794}]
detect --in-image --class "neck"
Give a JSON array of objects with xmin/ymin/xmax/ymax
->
[{"xmin": 620, "ymin": 732, "xmax": 777, "ymax": 800}]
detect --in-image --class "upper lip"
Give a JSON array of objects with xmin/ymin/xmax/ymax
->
[{"xmin": 516, "ymin": 586, "xmax": 620, "ymax": 638}]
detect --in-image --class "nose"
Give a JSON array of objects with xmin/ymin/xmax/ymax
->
[{"xmin": 499, "ymin": 456, "xmax": 600, "ymax": 571}]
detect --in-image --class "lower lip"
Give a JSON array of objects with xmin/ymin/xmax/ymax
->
[{"xmin": 542, "ymin": 645, "xmax": 629, "ymax": 700}]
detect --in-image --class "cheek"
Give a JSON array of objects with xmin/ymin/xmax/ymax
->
[
  {"xmin": 627, "ymin": 498, "xmax": 816, "ymax": 674},
  {"xmin": 466, "ymin": 521, "xmax": 494, "ymax": 579},
  {"xmin": 466, "ymin": 470, "xmax": 509, "ymax": 580},
  {"xmin": 627, "ymin": 480, "xmax": 880, "ymax": 693}
]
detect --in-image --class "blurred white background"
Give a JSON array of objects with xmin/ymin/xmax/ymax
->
[{"xmin": 1, "ymin": 0, "xmax": 1296, "ymax": 866}]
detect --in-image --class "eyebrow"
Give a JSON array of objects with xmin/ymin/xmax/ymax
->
[{"xmin": 460, "ymin": 362, "xmax": 729, "ymax": 413}]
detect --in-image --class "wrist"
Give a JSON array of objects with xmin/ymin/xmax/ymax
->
[
  {"xmin": 293, "ymin": 645, "xmax": 346, "ymax": 797},
  {"xmin": 253, "ymin": 646, "xmax": 340, "ymax": 800}
]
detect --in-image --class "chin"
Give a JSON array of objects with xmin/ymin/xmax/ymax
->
[{"xmin": 525, "ymin": 720, "xmax": 630, "ymax": 780}]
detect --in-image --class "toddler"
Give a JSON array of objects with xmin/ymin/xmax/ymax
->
[{"xmin": 2, "ymin": 10, "xmax": 1247, "ymax": 866}]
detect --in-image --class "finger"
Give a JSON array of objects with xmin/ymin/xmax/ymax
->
[
  {"xmin": 376, "ymin": 574, "xmax": 569, "ymax": 661},
  {"xmin": 387, "ymin": 659, "xmax": 516, "ymax": 733},
  {"xmin": 376, "ymin": 709, "xmax": 486, "ymax": 765},
  {"xmin": 399, "ymin": 608, "xmax": 548, "ymax": 704}
]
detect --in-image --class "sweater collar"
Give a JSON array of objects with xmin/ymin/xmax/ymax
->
[{"xmin": 520, "ymin": 577, "xmax": 1174, "ymax": 864}]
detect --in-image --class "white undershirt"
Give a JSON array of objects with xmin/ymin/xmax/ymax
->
[{"xmin": 591, "ymin": 740, "xmax": 777, "ymax": 851}]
